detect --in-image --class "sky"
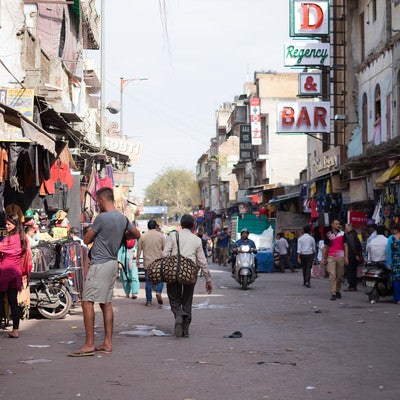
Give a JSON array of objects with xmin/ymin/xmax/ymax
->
[{"xmin": 94, "ymin": 0, "xmax": 290, "ymax": 199}]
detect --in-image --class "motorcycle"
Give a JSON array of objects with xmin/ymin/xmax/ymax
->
[
  {"xmin": 232, "ymin": 244, "xmax": 257, "ymax": 290},
  {"xmin": 29, "ymin": 268, "xmax": 73, "ymax": 319},
  {"xmin": 362, "ymin": 261, "xmax": 393, "ymax": 303}
]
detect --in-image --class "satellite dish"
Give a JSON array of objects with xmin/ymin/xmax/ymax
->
[{"xmin": 106, "ymin": 101, "xmax": 120, "ymax": 114}]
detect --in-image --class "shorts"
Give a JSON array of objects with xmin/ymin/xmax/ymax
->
[{"xmin": 82, "ymin": 260, "xmax": 118, "ymax": 303}]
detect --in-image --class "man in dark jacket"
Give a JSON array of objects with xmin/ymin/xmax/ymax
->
[{"xmin": 344, "ymin": 223, "xmax": 362, "ymax": 291}]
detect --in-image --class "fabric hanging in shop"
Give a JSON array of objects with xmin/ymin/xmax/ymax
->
[
  {"xmin": 376, "ymin": 163, "xmax": 400, "ymax": 185},
  {"xmin": 21, "ymin": 119, "xmax": 56, "ymax": 156}
]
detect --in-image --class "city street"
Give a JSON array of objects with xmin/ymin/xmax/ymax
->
[{"xmin": 1, "ymin": 262, "xmax": 400, "ymax": 400}]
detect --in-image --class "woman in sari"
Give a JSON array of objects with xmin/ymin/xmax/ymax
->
[
  {"xmin": 0, "ymin": 212, "xmax": 32, "ymax": 338},
  {"xmin": 118, "ymin": 239, "xmax": 139, "ymax": 299}
]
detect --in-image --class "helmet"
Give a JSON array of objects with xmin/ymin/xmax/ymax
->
[
  {"xmin": 241, "ymin": 228, "xmax": 249, "ymax": 234},
  {"xmin": 24, "ymin": 209, "xmax": 34, "ymax": 218}
]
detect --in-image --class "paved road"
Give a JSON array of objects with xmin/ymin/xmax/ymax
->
[{"xmin": 1, "ymin": 263, "xmax": 400, "ymax": 400}]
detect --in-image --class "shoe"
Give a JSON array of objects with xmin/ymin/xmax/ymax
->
[
  {"xmin": 131, "ymin": 295, "xmax": 137, "ymax": 299},
  {"xmin": 145, "ymin": 301, "xmax": 152, "ymax": 306},
  {"xmin": 330, "ymin": 294, "xmax": 336, "ymax": 301},
  {"xmin": 336, "ymin": 292, "xmax": 342, "ymax": 299},
  {"xmin": 305, "ymin": 282, "xmax": 311, "ymax": 288},
  {"xmin": 156, "ymin": 293, "xmax": 163, "ymax": 305},
  {"xmin": 175, "ymin": 316, "xmax": 183, "ymax": 337}
]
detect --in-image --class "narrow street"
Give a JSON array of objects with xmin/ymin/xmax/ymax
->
[{"xmin": 1, "ymin": 263, "xmax": 400, "ymax": 400}]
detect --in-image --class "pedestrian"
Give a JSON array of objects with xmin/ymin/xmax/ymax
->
[
  {"xmin": 321, "ymin": 219, "xmax": 348, "ymax": 301},
  {"xmin": 0, "ymin": 212, "xmax": 32, "ymax": 338},
  {"xmin": 386, "ymin": 224, "xmax": 400, "ymax": 304},
  {"xmin": 217, "ymin": 227, "xmax": 229, "ymax": 266},
  {"xmin": 276, "ymin": 232, "xmax": 292, "ymax": 272},
  {"xmin": 163, "ymin": 214, "xmax": 212, "ymax": 338},
  {"xmin": 69, "ymin": 187, "xmax": 140, "ymax": 357},
  {"xmin": 344, "ymin": 223, "xmax": 363, "ymax": 291},
  {"xmin": 136, "ymin": 219, "xmax": 166, "ymax": 306},
  {"xmin": 297, "ymin": 225, "xmax": 316, "ymax": 287},
  {"xmin": 118, "ymin": 238, "xmax": 139, "ymax": 299},
  {"xmin": 366, "ymin": 225, "xmax": 388, "ymax": 263}
]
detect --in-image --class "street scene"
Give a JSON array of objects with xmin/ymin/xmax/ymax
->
[
  {"xmin": 1, "ymin": 265, "xmax": 400, "ymax": 400},
  {"xmin": 2, "ymin": 1, "xmax": 400, "ymax": 400}
]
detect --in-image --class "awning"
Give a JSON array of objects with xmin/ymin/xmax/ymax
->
[
  {"xmin": 376, "ymin": 163, "xmax": 400, "ymax": 185},
  {"xmin": 0, "ymin": 102, "xmax": 57, "ymax": 156},
  {"xmin": 268, "ymin": 192, "xmax": 300, "ymax": 204}
]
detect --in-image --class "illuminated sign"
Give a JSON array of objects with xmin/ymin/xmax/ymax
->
[
  {"xmin": 298, "ymin": 72, "xmax": 322, "ymax": 96},
  {"xmin": 276, "ymin": 101, "xmax": 330, "ymax": 134},
  {"xmin": 290, "ymin": 0, "xmax": 330, "ymax": 37},
  {"xmin": 284, "ymin": 42, "xmax": 330, "ymax": 66}
]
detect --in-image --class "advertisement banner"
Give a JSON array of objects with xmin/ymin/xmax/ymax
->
[
  {"xmin": 104, "ymin": 136, "xmax": 142, "ymax": 163},
  {"xmin": 250, "ymin": 97, "xmax": 262, "ymax": 145}
]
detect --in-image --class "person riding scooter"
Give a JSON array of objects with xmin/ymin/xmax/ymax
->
[{"xmin": 231, "ymin": 228, "xmax": 257, "ymax": 274}]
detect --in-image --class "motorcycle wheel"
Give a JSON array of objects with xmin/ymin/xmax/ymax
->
[
  {"xmin": 37, "ymin": 284, "xmax": 72, "ymax": 319},
  {"xmin": 241, "ymin": 277, "xmax": 249, "ymax": 290},
  {"xmin": 368, "ymin": 287, "xmax": 380, "ymax": 304}
]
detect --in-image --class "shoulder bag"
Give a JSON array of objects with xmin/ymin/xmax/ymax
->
[{"xmin": 147, "ymin": 231, "xmax": 198, "ymax": 285}]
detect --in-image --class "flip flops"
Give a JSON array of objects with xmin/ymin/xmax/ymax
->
[
  {"xmin": 68, "ymin": 350, "xmax": 95, "ymax": 357},
  {"xmin": 95, "ymin": 347, "xmax": 112, "ymax": 354}
]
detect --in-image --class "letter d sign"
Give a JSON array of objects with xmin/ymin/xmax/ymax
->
[{"xmin": 290, "ymin": 0, "xmax": 330, "ymax": 37}]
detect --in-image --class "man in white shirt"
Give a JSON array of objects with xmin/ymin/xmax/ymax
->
[
  {"xmin": 297, "ymin": 225, "xmax": 316, "ymax": 287},
  {"xmin": 367, "ymin": 225, "xmax": 388, "ymax": 263},
  {"xmin": 276, "ymin": 233, "xmax": 292, "ymax": 272}
]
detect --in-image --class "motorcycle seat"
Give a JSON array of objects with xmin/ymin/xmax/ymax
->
[{"xmin": 30, "ymin": 269, "xmax": 66, "ymax": 279}]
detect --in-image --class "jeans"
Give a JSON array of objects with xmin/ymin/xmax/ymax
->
[{"xmin": 145, "ymin": 270, "xmax": 163, "ymax": 302}]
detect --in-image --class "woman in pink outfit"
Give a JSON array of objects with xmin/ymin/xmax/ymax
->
[{"xmin": 0, "ymin": 212, "xmax": 32, "ymax": 338}]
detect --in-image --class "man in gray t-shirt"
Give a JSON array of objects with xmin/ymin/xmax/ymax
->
[{"xmin": 69, "ymin": 187, "xmax": 140, "ymax": 357}]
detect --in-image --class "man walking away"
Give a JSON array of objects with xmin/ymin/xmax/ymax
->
[
  {"xmin": 276, "ymin": 233, "xmax": 292, "ymax": 272},
  {"xmin": 297, "ymin": 225, "xmax": 316, "ymax": 287},
  {"xmin": 217, "ymin": 227, "xmax": 229, "ymax": 266},
  {"xmin": 136, "ymin": 220, "xmax": 166, "ymax": 306}
]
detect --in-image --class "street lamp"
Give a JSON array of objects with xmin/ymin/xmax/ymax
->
[{"xmin": 120, "ymin": 77, "xmax": 148, "ymax": 137}]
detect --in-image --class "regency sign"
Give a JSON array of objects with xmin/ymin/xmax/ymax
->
[
  {"xmin": 284, "ymin": 41, "xmax": 330, "ymax": 67},
  {"xmin": 290, "ymin": 0, "xmax": 330, "ymax": 37}
]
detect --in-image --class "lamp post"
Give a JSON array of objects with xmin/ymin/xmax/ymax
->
[{"xmin": 120, "ymin": 77, "xmax": 148, "ymax": 137}]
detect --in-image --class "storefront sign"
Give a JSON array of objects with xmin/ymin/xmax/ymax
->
[
  {"xmin": 276, "ymin": 101, "xmax": 330, "ymax": 134},
  {"xmin": 309, "ymin": 147, "xmax": 341, "ymax": 179},
  {"xmin": 250, "ymin": 98, "xmax": 262, "ymax": 145},
  {"xmin": 298, "ymin": 72, "xmax": 322, "ymax": 96},
  {"xmin": 290, "ymin": 0, "xmax": 330, "ymax": 37},
  {"xmin": 113, "ymin": 172, "xmax": 134, "ymax": 187},
  {"xmin": 239, "ymin": 124, "xmax": 252, "ymax": 161},
  {"xmin": 348, "ymin": 211, "xmax": 368, "ymax": 227},
  {"xmin": 104, "ymin": 136, "xmax": 142, "ymax": 163},
  {"xmin": 284, "ymin": 42, "xmax": 330, "ymax": 67}
]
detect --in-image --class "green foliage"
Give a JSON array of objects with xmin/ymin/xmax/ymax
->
[{"xmin": 144, "ymin": 168, "xmax": 200, "ymax": 218}]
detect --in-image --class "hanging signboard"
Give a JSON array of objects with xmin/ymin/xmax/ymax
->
[
  {"xmin": 290, "ymin": 0, "xmax": 330, "ymax": 37},
  {"xmin": 250, "ymin": 97, "xmax": 262, "ymax": 145},
  {"xmin": 239, "ymin": 124, "xmax": 252, "ymax": 161},
  {"xmin": 284, "ymin": 42, "xmax": 330, "ymax": 67},
  {"xmin": 276, "ymin": 101, "xmax": 330, "ymax": 134},
  {"xmin": 104, "ymin": 136, "xmax": 142, "ymax": 163},
  {"xmin": 298, "ymin": 72, "xmax": 322, "ymax": 96}
]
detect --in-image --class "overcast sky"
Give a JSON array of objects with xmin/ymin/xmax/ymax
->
[{"xmin": 93, "ymin": 0, "xmax": 290, "ymax": 199}]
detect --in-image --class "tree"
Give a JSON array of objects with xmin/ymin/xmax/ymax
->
[{"xmin": 144, "ymin": 168, "xmax": 200, "ymax": 218}]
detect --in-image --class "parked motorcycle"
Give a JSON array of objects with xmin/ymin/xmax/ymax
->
[
  {"xmin": 232, "ymin": 244, "xmax": 257, "ymax": 290},
  {"xmin": 29, "ymin": 268, "xmax": 73, "ymax": 319},
  {"xmin": 362, "ymin": 262, "xmax": 392, "ymax": 303}
]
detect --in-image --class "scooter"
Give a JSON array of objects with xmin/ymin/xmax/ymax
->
[
  {"xmin": 29, "ymin": 268, "xmax": 73, "ymax": 319},
  {"xmin": 362, "ymin": 262, "xmax": 393, "ymax": 303},
  {"xmin": 232, "ymin": 245, "xmax": 257, "ymax": 290}
]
